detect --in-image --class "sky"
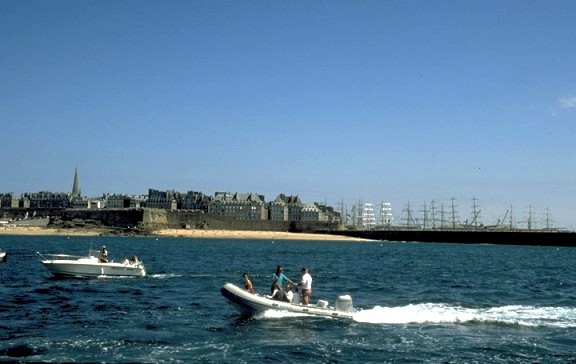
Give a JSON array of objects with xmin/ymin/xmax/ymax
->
[{"xmin": 1, "ymin": 1, "xmax": 575, "ymax": 229}]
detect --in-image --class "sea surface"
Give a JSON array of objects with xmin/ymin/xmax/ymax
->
[{"xmin": 1, "ymin": 235, "xmax": 576, "ymax": 363}]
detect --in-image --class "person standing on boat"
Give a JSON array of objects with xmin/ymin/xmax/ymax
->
[
  {"xmin": 243, "ymin": 272, "xmax": 255, "ymax": 294},
  {"xmin": 99, "ymin": 246, "xmax": 108, "ymax": 263},
  {"xmin": 299, "ymin": 267, "xmax": 312, "ymax": 305},
  {"xmin": 271, "ymin": 265, "xmax": 294, "ymax": 295}
]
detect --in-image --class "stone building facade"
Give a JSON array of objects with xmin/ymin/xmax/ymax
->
[
  {"xmin": 106, "ymin": 194, "xmax": 145, "ymax": 209},
  {"xmin": 24, "ymin": 191, "xmax": 71, "ymax": 209},
  {"xmin": 269, "ymin": 194, "xmax": 303, "ymax": 221},
  {"xmin": 0, "ymin": 193, "xmax": 19, "ymax": 208},
  {"xmin": 181, "ymin": 190, "xmax": 211, "ymax": 212},
  {"xmin": 145, "ymin": 189, "xmax": 179, "ymax": 210},
  {"xmin": 208, "ymin": 192, "xmax": 267, "ymax": 220}
]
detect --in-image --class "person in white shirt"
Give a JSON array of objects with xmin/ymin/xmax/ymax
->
[
  {"xmin": 285, "ymin": 283, "xmax": 294, "ymax": 302},
  {"xmin": 299, "ymin": 267, "xmax": 312, "ymax": 305}
]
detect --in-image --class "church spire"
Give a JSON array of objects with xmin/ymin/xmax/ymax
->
[{"xmin": 71, "ymin": 167, "xmax": 81, "ymax": 198}]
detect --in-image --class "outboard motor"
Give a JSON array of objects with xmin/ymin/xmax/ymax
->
[{"xmin": 335, "ymin": 295, "xmax": 353, "ymax": 312}]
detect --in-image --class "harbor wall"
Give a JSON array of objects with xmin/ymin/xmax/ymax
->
[
  {"xmin": 327, "ymin": 229, "xmax": 576, "ymax": 247},
  {"xmin": 142, "ymin": 208, "xmax": 341, "ymax": 232},
  {"xmin": 55, "ymin": 208, "xmax": 341, "ymax": 232},
  {"xmin": 59, "ymin": 208, "xmax": 144, "ymax": 228}
]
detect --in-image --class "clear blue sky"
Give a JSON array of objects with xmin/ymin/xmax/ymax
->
[{"xmin": 1, "ymin": 1, "xmax": 575, "ymax": 229}]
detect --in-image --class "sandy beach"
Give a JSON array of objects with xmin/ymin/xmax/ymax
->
[
  {"xmin": 0, "ymin": 226, "xmax": 102, "ymax": 236},
  {"xmin": 0, "ymin": 225, "xmax": 371, "ymax": 241},
  {"xmin": 152, "ymin": 228, "xmax": 372, "ymax": 241}
]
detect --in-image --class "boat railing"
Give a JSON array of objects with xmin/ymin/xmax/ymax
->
[
  {"xmin": 88, "ymin": 249, "xmax": 101, "ymax": 258},
  {"xmin": 36, "ymin": 251, "xmax": 144, "ymax": 268},
  {"xmin": 36, "ymin": 252, "xmax": 85, "ymax": 261}
]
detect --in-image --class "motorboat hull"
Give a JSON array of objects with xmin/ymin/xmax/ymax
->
[
  {"xmin": 39, "ymin": 255, "xmax": 146, "ymax": 278},
  {"xmin": 0, "ymin": 251, "xmax": 6, "ymax": 263},
  {"xmin": 221, "ymin": 283, "xmax": 354, "ymax": 319}
]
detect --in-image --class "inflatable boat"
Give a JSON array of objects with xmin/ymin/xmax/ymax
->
[{"xmin": 221, "ymin": 282, "xmax": 354, "ymax": 319}]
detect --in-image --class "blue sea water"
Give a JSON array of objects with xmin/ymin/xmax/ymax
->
[{"xmin": 1, "ymin": 234, "xmax": 576, "ymax": 363}]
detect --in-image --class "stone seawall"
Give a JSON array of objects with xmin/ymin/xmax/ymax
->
[
  {"xmin": 60, "ymin": 208, "xmax": 144, "ymax": 228},
  {"xmin": 56, "ymin": 208, "xmax": 341, "ymax": 232},
  {"xmin": 143, "ymin": 209, "xmax": 341, "ymax": 232}
]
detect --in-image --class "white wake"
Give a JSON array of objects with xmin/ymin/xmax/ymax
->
[{"xmin": 353, "ymin": 303, "xmax": 576, "ymax": 328}]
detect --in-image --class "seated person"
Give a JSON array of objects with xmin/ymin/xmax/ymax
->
[
  {"xmin": 285, "ymin": 284, "xmax": 295, "ymax": 303},
  {"xmin": 243, "ymin": 273, "xmax": 255, "ymax": 294},
  {"xmin": 99, "ymin": 246, "xmax": 108, "ymax": 263},
  {"xmin": 271, "ymin": 265, "xmax": 294, "ymax": 295},
  {"xmin": 271, "ymin": 283, "xmax": 289, "ymax": 302}
]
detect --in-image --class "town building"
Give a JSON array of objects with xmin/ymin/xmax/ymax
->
[
  {"xmin": 24, "ymin": 191, "xmax": 71, "ymax": 209},
  {"xmin": 181, "ymin": 190, "xmax": 211, "ymax": 212},
  {"xmin": 269, "ymin": 194, "xmax": 303, "ymax": 221},
  {"xmin": 106, "ymin": 194, "xmax": 145, "ymax": 209},
  {"xmin": 146, "ymin": 189, "xmax": 180, "ymax": 210},
  {"xmin": 0, "ymin": 193, "xmax": 19, "ymax": 208},
  {"xmin": 208, "ymin": 192, "xmax": 267, "ymax": 220}
]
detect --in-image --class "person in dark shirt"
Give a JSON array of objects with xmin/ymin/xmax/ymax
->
[{"xmin": 99, "ymin": 246, "xmax": 108, "ymax": 263}]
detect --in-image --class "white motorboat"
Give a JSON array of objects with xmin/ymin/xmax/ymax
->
[
  {"xmin": 221, "ymin": 282, "xmax": 354, "ymax": 319},
  {"xmin": 0, "ymin": 250, "xmax": 6, "ymax": 263},
  {"xmin": 37, "ymin": 250, "xmax": 146, "ymax": 278}
]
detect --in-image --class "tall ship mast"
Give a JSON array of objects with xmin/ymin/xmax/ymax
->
[
  {"xmin": 380, "ymin": 202, "xmax": 393, "ymax": 227},
  {"xmin": 361, "ymin": 202, "xmax": 376, "ymax": 230}
]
